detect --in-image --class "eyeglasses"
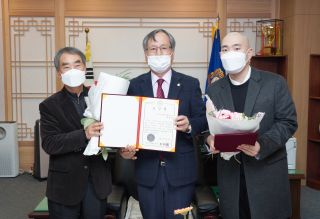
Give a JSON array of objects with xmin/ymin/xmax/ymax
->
[{"xmin": 146, "ymin": 46, "xmax": 172, "ymax": 55}]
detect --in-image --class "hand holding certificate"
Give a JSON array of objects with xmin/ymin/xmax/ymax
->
[
  {"xmin": 82, "ymin": 72, "xmax": 130, "ymax": 158},
  {"xmin": 99, "ymin": 94, "xmax": 179, "ymax": 152}
]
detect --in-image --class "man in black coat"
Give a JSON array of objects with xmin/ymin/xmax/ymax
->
[
  {"xmin": 39, "ymin": 47, "xmax": 111, "ymax": 219},
  {"xmin": 206, "ymin": 32, "xmax": 298, "ymax": 219}
]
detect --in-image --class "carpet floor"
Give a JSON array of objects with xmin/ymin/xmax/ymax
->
[{"xmin": 0, "ymin": 173, "xmax": 319, "ymax": 219}]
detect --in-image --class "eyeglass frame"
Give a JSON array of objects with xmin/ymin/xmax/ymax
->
[{"xmin": 145, "ymin": 45, "xmax": 172, "ymax": 55}]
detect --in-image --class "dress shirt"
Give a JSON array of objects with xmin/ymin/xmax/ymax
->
[{"xmin": 151, "ymin": 70, "xmax": 172, "ymax": 98}]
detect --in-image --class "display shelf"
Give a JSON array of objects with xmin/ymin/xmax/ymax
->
[
  {"xmin": 308, "ymin": 138, "xmax": 320, "ymax": 143},
  {"xmin": 307, "ymin": 54, "xmax": 320, "ymax": 190},
  {"xmin": 307, "ymin": 99, "xmax": 320, "ymax": 140},
  {"xmin": 251, "ymin": 55, "xmax": 287, "ymax": 79},
  {"xmin": 310, "ymin": 96, "xmax": 320, "ymax": 100},
  {"xmin": 309, "ymin": 55, "xmax": 320, "ymax": 97}
]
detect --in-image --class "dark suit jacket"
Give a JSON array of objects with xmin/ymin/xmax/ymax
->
[
  {"xmin": 128, "ymin": 70, "xmax": 208, "ymax": 187},
  {"xmin": 207, "ymin": 68, "xmax": 298, "ymax": 219},
  {"xmin": 39, "ymin": 87, "xmax": 112, "ymax": 206}
]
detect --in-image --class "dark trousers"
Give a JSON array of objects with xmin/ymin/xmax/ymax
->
[
  {"xmin": 138, "ymin": 165, "xmax": 195, "ymax": 219},
  {"xmin": 48, "ymin": 179, "xmax": 107, "ymax": 219},
  {"xmin": 239, "ymin": 155, "xmax": 251, "ymax": 219}
]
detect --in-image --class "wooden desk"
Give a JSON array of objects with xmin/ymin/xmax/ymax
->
[{"xmin": 288, "ymin": 170, "xmax": 305, "ymax": 219}]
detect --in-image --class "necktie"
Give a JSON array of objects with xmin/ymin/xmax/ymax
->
[
  {"xmin": 156, "ymin": 79, "xmax": 165, "ymax": 161},
  {"xmin": 156, "ymin": 79, "xmax": 165, "ymax": 98}
]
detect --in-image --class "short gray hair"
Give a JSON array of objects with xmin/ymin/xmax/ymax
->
[
  {"xmin": 142, "ymin": 29, "xmax": 176, "ymax": 51},
  {"xmin": 54, "ymin": 47, "xmax": 86, "ymax": 71}
]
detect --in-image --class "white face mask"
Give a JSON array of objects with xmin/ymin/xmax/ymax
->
[
  {"xmin": 61, "ymin": 68, "xmax": 86, "ymax": 87},
  {"xmin": 147, "ymin": 55, "xmax": 171, "ymax": 74},
  {"xmin": 220, "ymin": 51, "xmax": 247, "ymax": 74}
]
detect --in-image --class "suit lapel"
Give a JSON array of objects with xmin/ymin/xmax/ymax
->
[
  {"xmin": 216, "ymin": 78, "xmax": 235, "ymax": 111},
  {"xmin": 168, "ymin": 71, "xmax": 182, "ymax": 99},
  {"xmin": 244, "ymin": 68, "xmax": 262, "ymax": 116},
  {"xmin": 141, "ymin": 73, "xmax": 154, "ymax": 97}
]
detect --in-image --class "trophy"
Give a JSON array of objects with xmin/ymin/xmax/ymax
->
[
  {"xmin": 261, "ymin": 24, "xmax": 276, "ymax": 55},
  {"xmin": 256, "ymin": 19, "xmax": 283, "ymax": 56}
]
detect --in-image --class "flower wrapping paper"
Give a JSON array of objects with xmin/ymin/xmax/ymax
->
[
  {"xmin": 83, "ymin": 72, "xmax": 130, "ymax": 157},
  {"xmin": 205, "ymin": 95, "xmax": 265, "ymax": 160}
]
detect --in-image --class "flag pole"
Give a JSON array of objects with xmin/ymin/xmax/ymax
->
[
  {"xmin": 205, "ymin": 15, "xmax": 225, "ymax": 99},
  {"xmin": 84, "ymin": 28, "xmax": 94, "ymax": 86}
]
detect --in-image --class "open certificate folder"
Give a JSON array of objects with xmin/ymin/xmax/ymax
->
[{"xmin": 99, "ymin": 94, "xmax": 179, "ymax": 152}]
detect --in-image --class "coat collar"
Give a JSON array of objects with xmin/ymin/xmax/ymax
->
[
  {"xmin": 214, "ymin": 67, "xmax": 262, "ymax": 115},
  {"xmin": 60, "ymin": 86, "xmax": 88, "ymax": 127},
  {"xmin": 215, "ymin": 77, "xmax": 235, "ymax": 111},
  {"xmin": 244, "ymin": 67, "xmax": 262, "ymax": 116}
]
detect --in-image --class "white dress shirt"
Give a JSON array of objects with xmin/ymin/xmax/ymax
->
[{"xmin": 151, "ymin": 70, "xmax": 172, "ymax": 98}]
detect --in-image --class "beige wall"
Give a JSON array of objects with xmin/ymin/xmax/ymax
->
[{"xmin": 280, "ymin": 0, "xmax": 320, "ymax": 182}]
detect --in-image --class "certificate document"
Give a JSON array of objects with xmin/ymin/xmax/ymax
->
[{"xmin": 99, "ymin": 94, "xmax": 179, "ymax": 152}]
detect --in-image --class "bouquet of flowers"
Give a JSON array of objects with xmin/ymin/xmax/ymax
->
[
  {"xmin": 205, "ymin": 95, "xmax": 265, "ymax": 160},
  {"xmin": 82, "ymin": 72, "xmax": 130, "ymax": 160}
]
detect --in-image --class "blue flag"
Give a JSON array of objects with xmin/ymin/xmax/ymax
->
[{"xmin": 205, "ymin": 28, "xmax": 225, "ymax": 94}]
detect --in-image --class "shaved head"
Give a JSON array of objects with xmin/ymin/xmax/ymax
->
[
  {"xmin": 220, "ymin": 32, "xmax": 254, "ymax": 79},
  {"xmin": 221, "ymin": 32, "xmax": 250, "ymax": 51}
]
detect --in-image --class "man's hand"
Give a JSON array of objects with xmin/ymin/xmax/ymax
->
[
  {"xmin": 206, "ymin": 135, "xmax": 220, "ymax": 154},
  {"xmin": 175, "ymin": 115, "xmax": 190, "ymax": 133},
  {"xmin": 119, "ymin": 145, "xmax": 138, "ymax": 160},
  {"xmin": 237, "ymin": 141, "xmax": 260, "ymax": 157},
  {"xmin": 85, "ymin": 122, "xmax": 103, "ymax": 140}
]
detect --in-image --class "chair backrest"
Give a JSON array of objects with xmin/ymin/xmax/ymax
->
[
  {"xmin": 112, "ymin": 152, "xmax": 138, "ymax": 200},
  {"xmin": 194, "ymin": 135, "xmax": 218, "ymax": 186}
]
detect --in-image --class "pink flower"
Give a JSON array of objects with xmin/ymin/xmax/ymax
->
[{"xmin": 214, "ymin": 109, "xmax": 245, "ymax": 120}]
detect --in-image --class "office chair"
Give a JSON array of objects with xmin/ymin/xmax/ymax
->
[
  {"xmin": 193, "ymin": 135, "xmax": 220, "ymax": 219},
  {"xmin": 106, "ymin": 151, "xmax": 137, "ymax": 219}
]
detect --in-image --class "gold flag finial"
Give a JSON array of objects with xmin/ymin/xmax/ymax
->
[{"xmin": 84, "ymin": 28, "xmax": 91, "ymax": 62}]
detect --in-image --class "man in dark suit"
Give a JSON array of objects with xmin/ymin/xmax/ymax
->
[
  {"xmin": 120, "ymin": 29, "xmax": 208, "ymax": 219},
  {"xmin": 39, "ymin": 47, "xmax": 112, "ymax": 219},
  {"xmin": 206, "ymin": 32, "xmax": 298, "ymax": 219}
]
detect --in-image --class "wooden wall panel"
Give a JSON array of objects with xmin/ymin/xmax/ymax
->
[
  {"xmin": 295, "ymin": 0, "xmax": 320, "ymax": 14},
  {"xmin": 310, "ymin": 15, "xmax": 320, "ymax": 54},
  {"xmin": 280, "ymin": 0, "xmax": 320, "ymax": 181},
  {"xmin": 227, "ymin": 0, "xmax": 273, "ymax": 18},
  {"xmin": 19, "ymin": 141, "xmax": 34, "ymax": 171},
  {"xmin": 282, "ymin": 17, "xmax": 294, "ymax": 87},
  {"xmin": 9, "ymin": 0, "xmax": 54, "ymax": 16},
  {"xmin": 65, "ymin": 0, "xmax": 218, "ymax": 18},
  {"xmin": 280, "ymin": 0, "xmax": 294, "ymax": 18},
  {"xmin": 291, "ymin": 15, "xmax": 311, "ymax": 179}
]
